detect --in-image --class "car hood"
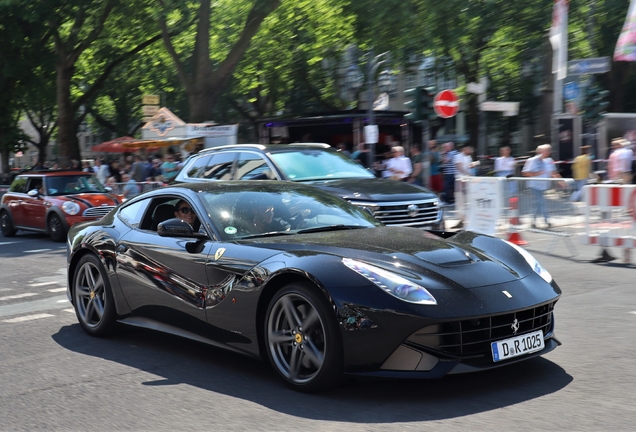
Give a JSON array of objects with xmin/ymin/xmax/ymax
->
[
  {"xmin": 304, "ymin": 178, "xmax": 437, "ymax": 202},
  {"xmin": 243, "ymin": 227, "xmax": 533, "ymax": 289},
  {"xmin": 56, "ymin": 193, "xmax": 120, "ymax": 207}
]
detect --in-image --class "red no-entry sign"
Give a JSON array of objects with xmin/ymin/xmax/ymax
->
[{"xmin": 434, "ymin": 89, "xmax": 460, "ymax": 118}]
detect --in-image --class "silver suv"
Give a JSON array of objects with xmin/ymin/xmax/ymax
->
[{"xmin": 175, "ymin": 143, "xmax": 443, "ymax": 229}]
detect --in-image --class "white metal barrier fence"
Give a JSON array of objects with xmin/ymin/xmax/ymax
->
[{"xmin": 453, "ymin": 176, "xmax": 580, "ymax": 231}]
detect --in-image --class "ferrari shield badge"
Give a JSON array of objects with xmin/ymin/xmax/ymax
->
[{"xmin": 214, "ymin": 248, "xmax": 226, "ymax": 261}]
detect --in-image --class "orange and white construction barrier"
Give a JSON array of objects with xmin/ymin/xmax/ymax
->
[{"xmin": 507, "ymin": 196, "xmax": 528, "ymax": 246}]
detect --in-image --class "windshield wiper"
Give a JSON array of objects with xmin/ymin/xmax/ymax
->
[
  {"xmin": 296, "ymin": 225, "xmax": 368, "ymax": 234},
  {"xmin": 237, "ymin": 231, "xmax": 296, "ymax": 240}
]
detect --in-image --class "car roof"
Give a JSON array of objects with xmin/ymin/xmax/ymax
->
[
  {"xmin": 196, "ymin": 143, "xmax": 332, "ymax": 155},
  {"xmin": 154, "ymin": 180, "xmax": 333, "ymax": 195}
]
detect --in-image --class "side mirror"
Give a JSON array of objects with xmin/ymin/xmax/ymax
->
[
  {"xmin": 27, "ymin": 189, "xmax": 40, "ymax": 198},
  {"xmin": 157, "ymin": 218, "xmax": 207, "ymax": 239},
  {"xmin": 104, "ymin": 186, "xmax": 113, "ymax": 192}
]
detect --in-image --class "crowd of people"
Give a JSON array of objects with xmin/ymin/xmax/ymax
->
[{"xmin": 27, "ymin": 150, "xmax": 184, "ymax": 199}]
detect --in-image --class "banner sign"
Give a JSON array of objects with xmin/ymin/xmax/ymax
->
[
  {"xmin": 614, "ymin": 0, "xmax": 636, "ymax": 62},
  {"xmin": 466, "ymin": 177, "xmax": 504, "ymax": 235},
  {"xmin": 186, "ymin": 124, "xmax": 238, "ymax": 138}
]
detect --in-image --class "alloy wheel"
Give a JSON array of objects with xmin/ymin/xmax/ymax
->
[
  {"xmin": 74, "ymin": 260, "xmax": 107, "ymax": 329},
  {"xmin": 267, "ymin": 292, "xmax": 326, "ymax": 385}
]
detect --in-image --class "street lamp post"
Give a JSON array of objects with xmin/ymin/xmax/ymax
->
[{"xmin": 366, "ymin": 51, "xmax": 389, "ymax": 166}]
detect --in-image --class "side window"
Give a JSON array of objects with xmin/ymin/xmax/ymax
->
[
  {"xmin": 118, "ymin": 198, "xmax": 150, "ymax": 228},
  {"xmin": 236, "ymin": 153, "xmax": 274, "ymax": 180},
  {"xmin": 26, "ymin": 178, "xmax": 43, "ymax": 193},
  {"xmin": 9, "ymin": 177, "xmax": 27, "ymax": 193},
  {"xmin": 185, "ymin": 155, "xmax": 212, "ymax": 178},
  {"xmin": 201, "ymin": 152, "xmax": 237, "ymax": 180}
]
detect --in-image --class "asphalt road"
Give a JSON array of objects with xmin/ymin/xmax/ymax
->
[{"xmin": 0, "ymin": 230, "xmax": 634, "ymax": 431}]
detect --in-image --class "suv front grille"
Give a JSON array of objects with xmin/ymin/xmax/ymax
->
[
  {"xmin": 83, "ymin": 206, "xmax": 115, "ymax": 218},
  {"xmin": 351, "ymin": 199, "xmax": 441, "ymax": 227},
  {"xmin": 406, "ymin": 302, "xmax": 556, "ymax": 358}
]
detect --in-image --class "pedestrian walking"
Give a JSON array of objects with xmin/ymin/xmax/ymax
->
[
  {"xmin": 571, "ymin": 145, "xmax": 592, "ymax": 202},
  {"xmin": 441, "ymin": 142, "xmax": 458, "ymax": 205},
  {"xmin": 522, "ymin": 144, "xmax": 562, "ymax": 228},
  {"xmin": 408, "ymin": 143, "xmax": 424, "ymax": 186}
]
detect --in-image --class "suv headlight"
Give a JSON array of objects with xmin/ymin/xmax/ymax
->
[
  {"xmin": 343, "ymin": 258, "xmax": 437, "ymax": 305},
  {"xmin": 504, "ymin": 240, "xmax": 552, "ymax": 283},
  {"xmin": 62, "ymin": 201, "xmax": 81, "ymax": 215}
]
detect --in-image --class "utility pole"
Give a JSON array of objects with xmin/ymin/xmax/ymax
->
[{"xmin": 365, "ymin": 51, "xmax": 388, "ymax": 167}]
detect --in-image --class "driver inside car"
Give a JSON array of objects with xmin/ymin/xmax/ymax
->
[
  {"xmin": 234, "ymin": 195, "xmax": 291, "ymax": 235},
  {"xmin": 174, "ymin": 199, "xmax": 200, "ymax": 231}
]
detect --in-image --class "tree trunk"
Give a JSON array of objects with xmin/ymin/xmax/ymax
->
[
  {"xmin": 56, "ymin": 62, "xmax": 80, "ymax": 168},
  {"xmin": 188, "ymin": 86, "xmax": 213, "ymax": 123}
]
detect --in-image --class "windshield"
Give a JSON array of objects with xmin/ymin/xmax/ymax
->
[
  {"xmin": 270, "ymin": 149, "xmax": 375, "ymax": 181},
  {"xmin": 45, "ymin": 175, "xmax": 107, "ymax": 196},
  {"xmin": 199, "ymin": 186, "xmax": 379, "ymax": 240}
]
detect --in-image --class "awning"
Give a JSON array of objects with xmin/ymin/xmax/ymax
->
[{"xmin": 121, "ymin": 137, "xmax": 205, "ymax": 152}]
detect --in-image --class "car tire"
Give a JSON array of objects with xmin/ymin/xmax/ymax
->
[
  {"xmin": 0, "ymin": 210, "xmax": 17, "ymax": 237},
  {"xmin": 48, "ymin": 213, "xmax": 66, "ymax": 242},
  {"xmin": 265, "ymin": 281, "xmax": 343, "ymax": 392},
  {"xmin": 73, "ymin": 254, "xmax": 117, "ymax": 337}
]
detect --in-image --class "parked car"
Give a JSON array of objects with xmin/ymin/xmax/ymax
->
[
  {"xmin": 66, "ymin": 181, "xmax": 561, "ymax": 391},
  {"xmin": 174, "ymin": 144, "xmax": 443, "ymax": 230},
  {"xmin": 0, "ymin": 171, "xmax": 121, "ymax": 241}
]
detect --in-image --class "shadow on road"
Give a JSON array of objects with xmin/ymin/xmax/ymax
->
[{"xmin": 52, "ymin": 323, "xmax": 572, "ymax": 423}]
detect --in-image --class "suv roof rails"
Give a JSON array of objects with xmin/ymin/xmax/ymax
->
[
  {"xmin": 200, "ymin": 144, "xmax": 266, "ymax": 153},
  {"xmin": 290, "ymin": 143, "xmax": 331, "ymax": 148}
]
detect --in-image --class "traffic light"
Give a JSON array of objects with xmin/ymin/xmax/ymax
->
[
  {"xmin": 423, "ymin": 86, "xmax": 436, "ymax": 121},
  {"xmin": 583, "ymin": 85, "xmax": 610, "ymax": 125},
  {"xmin": 404, "ymin": 86, "xmax": 438, "ymax": 123},
  {"xmin": 404, "ymin": 86, "xmax": 424, "ymax": 122}
]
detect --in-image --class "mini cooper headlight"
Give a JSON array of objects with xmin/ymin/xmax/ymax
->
[
  {"xmin": 504, "ymin": 240, "xmax": 552, "ymax": 283},
  {"xmin": 342, "ymin": 258, "xmax": 437, "ymax": 305},
  {"xmin": 62, "ymin": 201, "xmax": 81, "ymax": 216}
]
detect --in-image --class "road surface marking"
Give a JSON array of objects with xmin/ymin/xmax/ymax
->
[
  {"xmin": 0, "ymin": 293, "xmax": 38, "ymax": 301},
  {"xmin": 48, "ymin": 287, "xmax": 67, "ymax": 293},
  {"xmin": 630, "ymin": 311, "xmax": 636, "ymax": 315},
  {"xmin": 2, "ymin": 313, "xmax": 54, "ymax": 323},
  {"xmin": 0, "ymin": 295, "xmax": 68, "ymax": 319},
  {"xmin": 24, "ymin": 249, "xmax": 53, "ymax": 253},
  {"xmin": 0, "ymin": 241, "xmax": 19, "ymax": 246},
  {"xmin": 57, "ymin": 299, "xmax": 69, "ymax": 303},
  {"xmin": 0, "ymin": 288, "xmax": 13, "ymax": 292},
  {"xmin": 29, "ymin": 281, "xmax": 58, "ymax": 287},
  {"xmin": 64, "ymin": 308, "xmax": 75, "ymax": 313}
]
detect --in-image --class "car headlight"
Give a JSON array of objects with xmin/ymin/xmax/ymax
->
[
  {"xmin": 504, "ymin": 241, "xmax": 552, "ymax": 283},
  {"xmin": 62, "ymin": 201, "xmax": 81, "ymax": 215},
  {"xmin": 342, "ymin": 258, "xmax": 437, "ymax": 305}
]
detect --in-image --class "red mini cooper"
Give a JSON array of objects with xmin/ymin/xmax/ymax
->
[{"xmin": 0, "ymin": 171, "xmax": 121, "ymax": 242}]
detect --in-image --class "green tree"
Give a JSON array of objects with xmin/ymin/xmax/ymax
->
[{"xmin": 157, "ymin": 0, "xmax": 281, "ymax": 122}]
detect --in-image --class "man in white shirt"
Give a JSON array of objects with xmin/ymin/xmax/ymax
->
[
  {"xmin": 522, "ymin": 144, "xmax": 561, "ymax": 228},
  {"xmin": 454, "ymin": 145, "xmax": 476, "ymax": 177},
  {"xmin": 384, "ymin": 146, "xmax": 412, "ymax": 181}
]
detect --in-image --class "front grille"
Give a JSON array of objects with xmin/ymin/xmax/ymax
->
[
  {"xmin": 351, "ymin": 199, "xmax": 441, "ymax": 227},
  {"xmin": 407, "ymin": 302, "xmax": 556, "ymax": 358},
  {"xmin": 83, "ymin": 206, "xmax": 115, "ymax": 218}
]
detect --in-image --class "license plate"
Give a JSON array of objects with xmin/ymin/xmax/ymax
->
[{"xmin": 491, "ymin": 330, "xmax": 545, "ymax": 362}]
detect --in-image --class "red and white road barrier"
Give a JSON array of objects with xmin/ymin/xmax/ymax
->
[{"xmin": 583, "ymin": 184, "xmax": 636, "ymax": 262}]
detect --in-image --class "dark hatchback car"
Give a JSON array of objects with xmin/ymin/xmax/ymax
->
[
  {"xmin": 174, "ymin": 144, "xmax": 443, "ymax": 230},
  {"xmin": 0, "ymin": 171, "xmax": 121, "ymax": 241}
]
